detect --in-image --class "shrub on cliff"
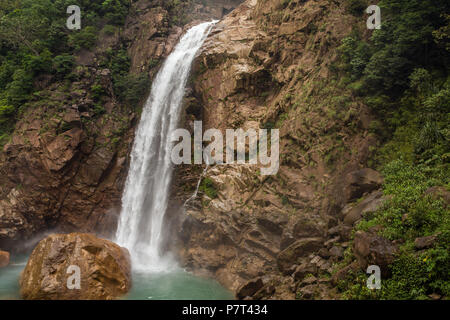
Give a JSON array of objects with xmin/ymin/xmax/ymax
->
[
  {"xmin": 0, "ymin": 0, "xmax": 133, "ymax": 137},
  {"xmin": 336, "ymin": 0, "xmax": 450, "ymax": 300}
]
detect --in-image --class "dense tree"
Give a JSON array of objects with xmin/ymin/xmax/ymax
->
[{"xmin": 0, "ymin": 0, "xmax": 131, "ymax": 138}]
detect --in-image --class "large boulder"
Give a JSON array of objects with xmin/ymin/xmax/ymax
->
[
  {"xmin": 0, "ymin": 250, "xmax": 10, "ymax": 268},
  {"xmin": 353, "ymin": 231, "xmax": 397, "ymax": 277},
  {"xmin": 20, "ymin": 233, "xmax": 131, "ymax": 300}
]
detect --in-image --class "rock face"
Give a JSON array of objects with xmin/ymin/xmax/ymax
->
[
  {"xmin": 0, "ymin": 0, "xmax": 244, "ymax": 252},
  {"xmin": 414, "ymin": 235, "xmax": 436, "ymax": 250},
  {"xmin": 236, "ymin": 278, "xmax": 264, "ymax": 299},
  {"xmin": 20, "ymin": 233, "xmax": 131, "ymax": 300},
  {"xmin": 174, "ymin": 0, "xmax": 379, "ymax": 298},
  {"xmin": 353, "ymin": 231, "xmax": 397, "ymax": 277},
  {"xmin": 343, "ymin": 191, "xmax": 387, "ymax": 226},
  {"xmin": 277, "ymin": 238, "xmax": 323, "ymax": 274},
  {"xmin": 342, "ymin": 169, "xmax": 384, "ymax": 203},
  {"xmin": 0, "ymin": 250, "xmax": 9, "ymax": 267}
]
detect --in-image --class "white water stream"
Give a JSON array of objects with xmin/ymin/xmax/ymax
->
[{"xmin": 116, "ymin": 21, "xmax": 216, "ymax": 272}]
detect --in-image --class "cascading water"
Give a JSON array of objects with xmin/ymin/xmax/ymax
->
[{"xmin": 116, "ymin": 21, "xmax": 217, "ymax": 272}]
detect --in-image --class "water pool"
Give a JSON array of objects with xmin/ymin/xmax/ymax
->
[{"xmin": 0, "ymin": 255, "xmax": 233, "ymax": 300}]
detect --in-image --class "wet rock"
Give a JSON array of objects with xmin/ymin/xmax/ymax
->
[
  {"xmin": 0, "ymin": 250, "xmax": 10, "ymax": 268},
  {"xmin": 236, "ymin": 278, "xmax": 264, "ymax": 299},
  {"xmin": 20, "ymin": 233, "xmax": 131, "ymax": 300},
  {"xmin": 353, "ymin": 231, "xmax": 397, "ymax": 277}
]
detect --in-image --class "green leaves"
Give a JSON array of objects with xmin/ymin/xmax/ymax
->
[
  {"xmin": 340, "ymin": 0, "xmax": 449, "ymax": 99},
  {"xmin": 0, "ymin": 103, "xmax": 15, "ymax": 123},
  {"xmin": 68, "ymin": 26, "xmax": 98, "ymax": 50},
  {"xmin": 52, "ymin": 54, "xmax": 75, "ymax": 75},
  {"xmin": 0, "ymin": 0, "xmax": 134, "ymax": 138},
  {"xmin": 114, "ymin": 73, "xmax": 150, "ymax": 107}
]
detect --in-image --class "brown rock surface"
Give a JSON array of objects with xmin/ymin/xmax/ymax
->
[
  {"xmin": 342, "ymin": 169, "xmax": 384, "ymax": 203},
  {"xmin": 353, "ymin": 231, "xmax": 397, "ymax": 277},
  {"xmin": 343, "ymin": 190, "xmax": 387, "ymax": 226},
  {"xmin": 414, "ymin": 235, "xmax": 437, "ymax": 250},
  {"xmin": 20, "ymin": 233, "xmax": 131, "ymax": 300},
  {"xmin": 175, "ymin": 0, "xmax": 379, "ymax": 297},
  {"xmin": 0, "ymin": 0, "xmax": 244, "ymax": 252},
  {"xmin": 277, "ymin": 238, "xmax": 323, "ymax": 274},
  {"xmin": 236, "ymin": 277, "xmax": 264, "ymax": 299},
  {"xmin": 0, "ymin": 250, "xmax": 9, "ymax": 267}
]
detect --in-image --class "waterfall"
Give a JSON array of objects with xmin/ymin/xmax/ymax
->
[{"xmin": 116, "ymin": 21, "xmax": 217, "ymax": 272}]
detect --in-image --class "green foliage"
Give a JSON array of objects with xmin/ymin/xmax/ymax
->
[
  {"xmin": 199, "ymin": 177, "xmax": 218, "ymax": 199},
  {"xmin": 102, "ymin": 24, "xmax": 118, "ymax": 36},
  {"xmin": 358, "ymin": 160, "xmax": 448, "ymax": 240},
  {"xmin": 0, "ymin": 0, "xmax": 132, "ymax": 133},
  {"xmin": 103, "ymin": 48, "xmax": 130, "ymax": 79},
  {"xmin": 114, "ymin": 73, "xmax": 150, "ymax": 107},
  {"xmin": 52, "ymin": 54, "xmax": 75, "ymax": 75},
  {"xmin": 337, "ymin": 1, "xmax": 449, "ymax": 300},
  {"xmin": 0, "ymin": 104, "xmax": 15, "ymax": 123},
  {"xmin": 68, "ymin": 26, "xmax": 98, "ymax": 50},
  {"xmin": 93, "ymin": 103, "xmax": 106, "ymax": 116},
  {"xmin": 90, "ymin": 83, "xmax": 105, "ymax": 101},
  {"xmin": 100, "ymin": 0, "xmax": 130, "ymax": 25},
  {"xmin": 5, "ymin": 69, "xmax": 34, "ymax": 106},
  {"xmin": 340, "ymin": 158, "xmax": 449, "ymax": 299},
  {"xmin": 345, "ymin": 0, "xmax": 367, "ymax": 16},
  {"xmin": 339, "ymin": 0, "xmax": 449, "ymax": 104}
]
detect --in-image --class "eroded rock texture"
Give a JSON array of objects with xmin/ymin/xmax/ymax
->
[
  {"xmin": 173, "ymin": 0, "xmax": 381, "ymax": 298},
  {"xmin": 20, "ymin": 233, "xmax": 131, "ymax": 300},
  {"xmin": 0, "ymin": 0, "xmax": 244, "ymax": 251}
]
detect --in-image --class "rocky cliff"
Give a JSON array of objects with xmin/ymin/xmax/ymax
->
[
  {"xmin": 2, "ymin": 0, "xmax": 444, "ymax": 301},
  {"xmin": 0, "ymin": 0, "xmax": 243, "ymax": 252},
  {"xmin": 173, "ymin": 0, "xmax": 384, "ymax": 298}
]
